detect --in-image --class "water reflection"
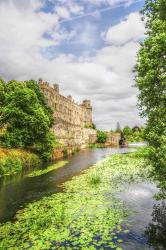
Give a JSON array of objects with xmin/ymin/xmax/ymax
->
[{"xmin": 145, "ymin": 201, "xmax": 166, "ymax": 250}]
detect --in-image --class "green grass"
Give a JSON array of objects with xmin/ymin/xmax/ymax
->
[
  {"xmin": 0, "ymin": 147, "xmax": 151, "ymax": 249},
  {"xmin": 27, "ymin": 161, "xmax": 68, "ymax": 177}
]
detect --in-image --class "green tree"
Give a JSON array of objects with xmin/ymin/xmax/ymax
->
[
  {"xmin": 123, "ymin": 126, "xmax": 133, "ymax": 137},
  {"xmin": 26, "ymin": 80, "xmax": 54, "ymax": 127},
  {"xmin": 0, "ymin": 79, "xmax": 7, "ymax": 118},
  {"xmin": 97, "ymin": 131, "xmax": 107, "ymax": 143},
  {"xmin": 135, "ymin": 0, "xmax": 166, "ymax": 197},
  {"xmin": 0, "ymin": 79, "xmax": 56, "ymax": 160},
  {"xmin": 122, "ymin": 126, "xmax": 144, "ymax": 142}
]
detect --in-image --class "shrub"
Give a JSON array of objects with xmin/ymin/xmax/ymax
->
[
  {"xmin": 0, "ymin": 148, "xmax": 41, "ymax": 176},
  {"xmin": 97, "ymin": 131, "xmax": 107, "ymax": 143},
  {"xmin": 85, "ymin": 122, "xmax": 96, "ymax": 129}
]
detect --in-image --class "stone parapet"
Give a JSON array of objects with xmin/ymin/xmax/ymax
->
[
  {"xmin": 39, "ymin": 79, "xmax": 96, "ymax": 148},
  {"xmin": 39, "ymin": 79, "xmax": 92, "ymax": 128}
]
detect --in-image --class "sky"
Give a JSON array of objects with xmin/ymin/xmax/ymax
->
[{"xmin": 0, "ymin": 0, "xmax": 146, "ymax": 130}]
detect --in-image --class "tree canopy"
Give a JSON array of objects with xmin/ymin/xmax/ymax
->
[
  {"xmin": 135, "ymin": 0, "xmax": 166, "ymax": 197},
  {"xmin": 0, "ymin": 79, "xmax": 56, "ymax": 160},
  {"xmin": 122, "ymin": 126, "xmax": 144, "ymax": 143},
  {"xmin": 97, "ymin": 131, "xmax": 107, "ymax": 143}
]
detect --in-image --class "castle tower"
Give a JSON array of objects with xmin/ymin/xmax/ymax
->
[
  {"xmin": 53, "ymin": 84, "xmax": 59, "ymax": 93},
  {"xmin": 82, "ymin": 100, "xmax": 92, "ymax": 125},
  {"xmin": 67, "ymin": 95, "xmax": 72, "ymax": 102}
]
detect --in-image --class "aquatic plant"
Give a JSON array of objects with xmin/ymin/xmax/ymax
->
[
  {"xmin": 89, "ymin": 171, "xmax": 101, "ymax": 185},
  {"xmin": 27, "ymin": 161, "xmax": 68, "ymax": 177},
  {"xmin": 0, "ymin": 148, "xmax": 151, "ymax": 249},
  {"xmin": 89, "ymin": 143, "xmax": 105, "ymax": 148}
]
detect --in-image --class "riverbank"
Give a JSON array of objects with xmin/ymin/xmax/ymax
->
[
  {"xmin": 0, "ymin": 144, "xmax": 118, "ymax": 177},
  {"xmin": 0, "ymin": 145, "xmax": 80, "ymax": 177},
  {"xmin": 0, "ymin": 148, "xmax": 41, "ymax": 176},
  {"xmin": 0, "ymin": 147, "xmax": 152, "ymax": 249}
]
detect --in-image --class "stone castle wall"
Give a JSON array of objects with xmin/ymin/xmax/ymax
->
[
  {"xmin": 39, "ymin": 79, "xmax": 120, "ymax": 149},
  {"xmin": 38, "ymin": 79, "xmax": 97, "ymax": 148}
]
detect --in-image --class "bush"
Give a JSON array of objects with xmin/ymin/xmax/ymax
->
[
  {"xmin": 85, "ymin": 122, "xmax": 96, "ymax": 129},
  {"xmin": 97, "ymin": 131, "xmax": 107, "ymax": 143},
  {"xmin": 0, "ymin": 148, "xmax": 41, "ymax": 176}
]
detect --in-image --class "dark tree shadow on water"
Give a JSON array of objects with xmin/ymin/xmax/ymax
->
[{"xmin": 145, "ymin": 201, "xmax": 166, "ymax": 250}]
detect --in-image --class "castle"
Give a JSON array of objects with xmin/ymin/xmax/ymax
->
[
  {"xmin": 38, "ymin": 79, "xmax": 97, "ymax": 148},
  {"xmin": 39, "ymin": 79, "xmax": 120, "ymax": 149}
]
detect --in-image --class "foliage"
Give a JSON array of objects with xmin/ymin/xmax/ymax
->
[
  {"xmin": 27, "ymin": 161, "xmax": 68, "ymax": 177},
  {"xmin": 135, "ymin": 0, "xmax": 166, "ymax": 197},
  {"xmin": 0, "ymin": 158, "xmax": 22, "ymax": 176},
  {"xmin": 0, "ymin": 79, "xmax": 56, "ymax": 160},
  {"xmin": 85, "ymin": 122, "xmax": 96, "ymax": 129},
  {"xmin": 97, "ymin": 130, "xmax": 108, "ymax": 143},
  {"xmin": 71, "ymin": 147, "xmax": 80, "ymax": 155},
  {"xmin": 122, "ymin": 126, "xmax": 145, "ymax": 142},
  {"xmin": 145, "ymin": 201, "xmax": 166, "ymax": 248},
  {"xmin": 0, "ymin": 78, "xmax": 6, "ymax": 109},
  {"xmin": 0, "ymin": 148, "xmax": 150, "ymax": 249},
  {"xmin": 35, "ymin": 131, "xmax": 56, "ymax": 161},
  {"xmin": 89, "ymin": 143, "xmax": 105, "ymax": 148},
  {"xmin": 0, "ymin": 148, "xmax": 41, "ymax": 176},
  {"xmin": 89, "ymin": 143, "xmax": 98, "ymax": 148},
  {"xmin": 89, "ymin": 171, "xmax": 101, "ymax": 185},
  {"xmin": 26, "ymin": 80, "xmax": 54, "ymax": 127}
]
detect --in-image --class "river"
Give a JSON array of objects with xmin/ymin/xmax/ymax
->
[{"xmin": 0, "ymin": 144, "xmax": 165, "ymax": 249}]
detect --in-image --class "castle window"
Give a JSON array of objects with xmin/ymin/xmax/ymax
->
[{"xmin": 59, "ymin": 104, "xmax": 62, "ymax": 111}]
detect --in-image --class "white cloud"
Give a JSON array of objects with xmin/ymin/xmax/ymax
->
[
  {"xmin": 68, "ymin": 3, "xmax": 84, "ymax": 14},
  {"xmin": 104, "ymin": 12, "xmax": 145, "ymax": 45},
  {"xmin": 83, "ymin": 0, "xmax": 135, "ymax": 7},
  {"xmin": 56, "ymin": 6, "xmax": 70, "ymax": 19},
  {"xmin": 0, "ymin": 1, "xmax": 145, "ymax": 129}
]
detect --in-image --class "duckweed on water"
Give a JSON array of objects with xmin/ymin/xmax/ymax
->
[
  {"xmin": 27, "ymin": 161, "xmax": 68, "ymax": 177},
  {"xmin": 0, "ymin": 148, "xmax": 151, "ymax": 249}
]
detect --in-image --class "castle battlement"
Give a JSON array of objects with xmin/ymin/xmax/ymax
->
[
  {"xmin": 38, "ymin": 79, "xmax": 92, "ymax": 128},
  {"xmin": 38, "ymin": 79, "xmax": 120, "ymax": 149}
]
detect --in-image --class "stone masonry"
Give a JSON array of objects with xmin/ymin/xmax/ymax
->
[
  {"xmin": 38, "ymin": 79, "xmax": 120, "ymax": 149},
  {"xmin": 38, "ymin": 79, "xmax": 97, "ymax": 148}
]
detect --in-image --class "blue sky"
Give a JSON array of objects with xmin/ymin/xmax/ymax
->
[
  {"xmin": 0, "ymin": 0, "xmax": 146, "ymax": 129},
  {"xmin": 42, "ymin": 0, "xmax": 144, "ymax": 58}
]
